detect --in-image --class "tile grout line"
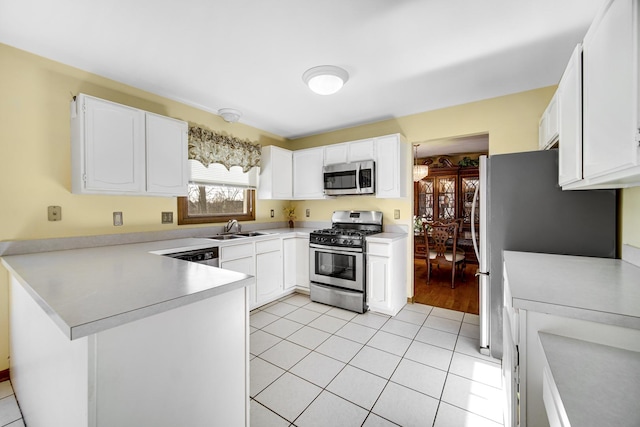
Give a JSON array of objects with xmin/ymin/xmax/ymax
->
[{"xmin": 251, "ymin": 294, "xmax": 498, "ymax": 426}]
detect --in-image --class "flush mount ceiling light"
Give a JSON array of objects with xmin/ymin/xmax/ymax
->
[
  {"xmin": 302, "ymin": 65, "xmax": 349, "ymax": 95},
  {"xmin": 218, "ymin": 108, "xmax": 242, "ymax": 123}
]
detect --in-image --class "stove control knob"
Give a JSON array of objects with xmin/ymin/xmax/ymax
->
[{"xmin": 330, "ymin": 238, "xmax": 337, "ymax": 244}]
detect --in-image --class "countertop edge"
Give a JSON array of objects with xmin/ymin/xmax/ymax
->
[{"xmin": 538, "ymin": 331, "xmax": 640, "ymax": 426}]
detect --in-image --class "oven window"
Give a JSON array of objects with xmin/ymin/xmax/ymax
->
[
  {"xmin": 324, "ymin": 171, "xmax": 357, "ymax": 190},
  {"xmin": 314, "ymin": 251, "xmax": 356, "ymax": 282}
]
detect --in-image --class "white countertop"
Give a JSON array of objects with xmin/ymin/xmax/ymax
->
[
  {"xmin": 503, "ymin": 251, "xmax": 640, "ymax": 329},
  {"xmin": 1, "ymin": 238, "xmax": 253, "ymax": 340},
  {"xmin": 539, "ymin": 332, "xmax": 640, "ymax": 426},
  {"xmin": 0, "ymin": 226, "xmax": 406, "ymax": 341}
]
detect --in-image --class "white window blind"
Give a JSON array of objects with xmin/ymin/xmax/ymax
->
[{"xmin": 189, "ymin": 160, "xmax": 259, "ymax": 188}]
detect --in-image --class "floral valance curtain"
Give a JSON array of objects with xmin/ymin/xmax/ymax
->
[{"xmin": 188, "ymin": 125, "xmax": 261, "ymax": 172}]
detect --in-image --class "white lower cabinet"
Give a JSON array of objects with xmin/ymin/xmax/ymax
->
[
  {"xmin": 255, "ymin": 239, "xmax": 283, "ymax": 303},
  {"xmin": 283, "ymin": 236, "xmax": 310, "ymax": 291},
  {"xmin": 366, "ymin": 237, "xmax": 407, "ymax": 316},
  {"xmin": 220, "ymin": 242, "xmax": 256, "ymax": 307}
]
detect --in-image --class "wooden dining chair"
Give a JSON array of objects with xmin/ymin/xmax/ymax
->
[{"xmin": 424, "ymin": 220, "xmax": 466, "ymax": 288}]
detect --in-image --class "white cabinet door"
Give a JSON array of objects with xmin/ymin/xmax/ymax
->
[
  {"xmin": 145, "ymin": 112, "xmax": 188, "ymax": 196},
  {"xmin": 539, "ymin": 93, "xmax": 559, "ymax": 150},
  {"xmin": 348, "ymin": 139, "xmax": 375, "ymax": 162},
  {"xmin": 74, "ymin": 95, "xmax": 145, "ymax": 194},
  {"xmin": 71, "ymin": 94, "xmax": 188, "ymax": 196},
  {"xmin": 293, "ymin": 147, "xmax": 325, "ymax": 199},
  {"xmin": 367, "ymin": 255, "xmax": 390, "ymax": 311},
  {"xmin": 221, "ymin": 256, "xmax": 256, "ymax": 306},
  {"xmin": 256, "ymin": 239, "xmax": 283, "ymax": 303},
  {"xmin": 375, "ymin": 134, "xmax": 407, "ymax": 198},
  {"xmin": 558, "ymin": 44, "xmax": 584, "ymax": 187},
  {"xmin": 324, "ymin": 144, "xmax": 348, "ymax": 165},
  {"xmin": 283, "ymin": 237, "xmax": 310, "ymax": 291},
  {"xmin": 582, "ymin": 0, "xmax": 640, "ymax": 181},
  {"xmin": 258, "ymin": 145, "xmax": 292, "ymax": 199}
]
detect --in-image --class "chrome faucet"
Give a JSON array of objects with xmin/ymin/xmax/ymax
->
[{"xmin": 224, "ymin": 219, "xmax": 241, "ymax": 233}]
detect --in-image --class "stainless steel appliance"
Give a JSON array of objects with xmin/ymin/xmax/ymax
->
[
  {"xmin": 471, "ymin": 150, "xmax": 617, "ymax": 427},
  {"xmin": 473, "ymin": 150, "xmax": 617, "ymax": 359},
  {"xmin": 323, "ymin": 161, "xmax": 375, "ymax": 196},
  {"xmin": 309, "ymin": 210, "xmax": 383, "ymax": 313},
  {"xmin": 163, "ymin": 247, "xmax": 219, "ymax": 267}
]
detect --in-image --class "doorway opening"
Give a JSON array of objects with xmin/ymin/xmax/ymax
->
[{"xmin": 411, "ymin": 134, "xmax": 488, "ymax": 315}]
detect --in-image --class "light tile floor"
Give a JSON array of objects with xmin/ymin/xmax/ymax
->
[
  {"xmin": 251, "ymin": 293, "xmax": 504, "ymax": 427},
  {"xmin": 0, "ymin": 381, "xmax": 24, "ymax": 427},
  {"xmin": 0, "ymin": 293, "xmax": 503, "ymax": 427}
]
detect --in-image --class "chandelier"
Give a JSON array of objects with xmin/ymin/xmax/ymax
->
[{"xmin": 413, "ymin": 144, "xmax": 429, "ymax": 181}]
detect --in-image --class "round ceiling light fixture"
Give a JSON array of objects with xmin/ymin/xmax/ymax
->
[
  {"xmin": 302, "ymin": 65, "xmax": 349, "ymax": 95},
  {"xmin": 218, "ymin": 108, "xmax": 242, "ymax": 123}
]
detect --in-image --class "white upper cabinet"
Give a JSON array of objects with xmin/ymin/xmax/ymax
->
[
  {"xmin": 558, "ymin": 44, "xmax": 583, "ymax": 186},
  {"xmin": 323, "ymin": 144, "xmax": 348, "ymax": 165},
  {"xmin": 347, "ymin": 139, "xmax": 376, "ymax": 162},
  {"xmin": 323, "ymin": 138, "xmax": 375, "ymax": 165},
  {"xmin": 564, "ymin": 0, "xmax": 640, "ymax": 189},
  {"xmin": 539, "ymin": 91, "xmax": 559, "ymax": 150},
  {"xmin": 375, "ymin": 134, "xmax": 407, "ymax": 198},
  {"xmin": 258, "ymin": 145, "xmax": 293, "ymax": 200},
  {"xmin": 293, "ymin": 147, "xmax": 325, "ymax": 199},
  {"xmin": 145, "ymin": 112, "xmax": 188, "ymax": 196},
  {"xmin": 71, "ymin": 94, "xmax": 188, "ymax": 196}
]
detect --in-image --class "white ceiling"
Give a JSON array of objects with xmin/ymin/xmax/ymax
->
[
  {"xmin": 0, "ymin": 0, "xmax": 605, "ymax": 140},
  {"xmin": 416, "ymin": 134, "xmax": 489, "ymax": 158}
]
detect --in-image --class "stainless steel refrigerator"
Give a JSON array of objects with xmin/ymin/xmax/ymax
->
[{"xmin": 473, "ymin": 149, "xmax": 617, "ymax": 359}]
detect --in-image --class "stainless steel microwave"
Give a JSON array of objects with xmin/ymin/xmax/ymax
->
[{"xmin": 323, "ymin": 161, "xmax": 375, "ymax": 196}]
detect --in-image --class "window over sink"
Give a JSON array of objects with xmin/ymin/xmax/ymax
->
[{"xmin": 177, "ymin": 161, "xmax": 257, "ymax": 225}]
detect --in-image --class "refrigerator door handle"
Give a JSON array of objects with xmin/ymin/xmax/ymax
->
[
  {"xmin": 471, "ymin": 183, "xmax": 481, "ymax": 260},
  {"xmin": 475, "ymin": 271, "xmax": 489, "ymax": 277}
]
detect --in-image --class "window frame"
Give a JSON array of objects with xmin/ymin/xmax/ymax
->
[{"xmin": 177, "ymin": 187, "xmax": 256, "ymax": 225}]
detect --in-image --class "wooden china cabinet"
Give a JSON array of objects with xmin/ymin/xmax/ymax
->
[{"xmin": 414, "ymin": 166, "xmax": 480, "ymax": 263}]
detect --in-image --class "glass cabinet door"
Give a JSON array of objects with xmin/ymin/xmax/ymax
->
[
  {"xmin": 417, "ymin": 178, "xmax": 434, "ymax": 221},
  {"xmin": 437, "ymin": 177, "xmax": 456, "ymax": 220},
  {"xmin": 461, "ymin": 176, "xmax": 479, "ymax": 227}
]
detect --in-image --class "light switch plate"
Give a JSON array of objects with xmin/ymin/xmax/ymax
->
[
  {"xmin": 394, "ymin": 209, "xmax": 400, "ymax": 219},
  {"xmin": 306, "ymin": 209, "xmax": 310, "ymax": 218},
  {"xmin": 113, "ymin": 212, "xmax": 123, "ymax": 226},
  {"xmin": 270, "ymin": 209, "xmax": 274, "ymax": 218},
  {"xmin": 48, "ymin": 206, "xmax": 61, "ymax": 221}
]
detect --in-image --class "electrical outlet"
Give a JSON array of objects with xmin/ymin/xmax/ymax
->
[
  {"xmin": 306, "ymin": 208, "xmax": 310, "ymax": 218},
  {"xmin": 48, "ymin": 206, "xmax": 61, "ymax": 221},
  {"xmin": 161, "ymin": 212, "xmax": 173, "ymax": 224},
  {"xmin": 270, "ymin": 209, "xmax": 274, "ymax": 218},
  {"xmin": 394, "ymin": 209, "xmax": 400, "ymax": 219},
  {"xmin": 113, "ymin": 212, "xmax": 123, "ymax": 226}
]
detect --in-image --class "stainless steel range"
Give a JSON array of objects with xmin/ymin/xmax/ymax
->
[{"xmin": 309, "ymin": 210, "xmax": 383, "ymax": 313}]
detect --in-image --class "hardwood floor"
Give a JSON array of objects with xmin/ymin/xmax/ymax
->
[{"xmin": 413, "ymin": 258, "xmax": 479, "ymax": 315}]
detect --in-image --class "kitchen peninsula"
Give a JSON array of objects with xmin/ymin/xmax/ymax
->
[{"xmin": 1, "ymin": 237, "xmax": 253, "ymax": 427}]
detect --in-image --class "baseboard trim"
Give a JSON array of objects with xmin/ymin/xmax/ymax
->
[
  {"xmin": 0, "ymin": 369, "xmax": 9, "ymax": 382},
  {"xmin": 407, "ymin": 296, "xmax": 415, "ymax": 304}
]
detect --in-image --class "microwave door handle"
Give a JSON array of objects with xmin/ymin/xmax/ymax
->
[{"xmin": 356, "ymin": 163, "xmax": 361, "ymax": 193}]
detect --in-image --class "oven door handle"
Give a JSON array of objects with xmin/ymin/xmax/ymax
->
[{"xmin": 309, "ymin": 243, "xmax": 363, "ymax": 253}]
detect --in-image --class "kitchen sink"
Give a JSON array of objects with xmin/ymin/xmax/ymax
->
[
  {"xmin": 233, "ymin": 231, "xmax": 267, "ymax": 237},
  {"xmin": 208, "ymin": 234, "xmax": 245, "ymax": 240},
  {"xmin": 207, "ymin": 231, "xmax": 267, "ymax": 240}
]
